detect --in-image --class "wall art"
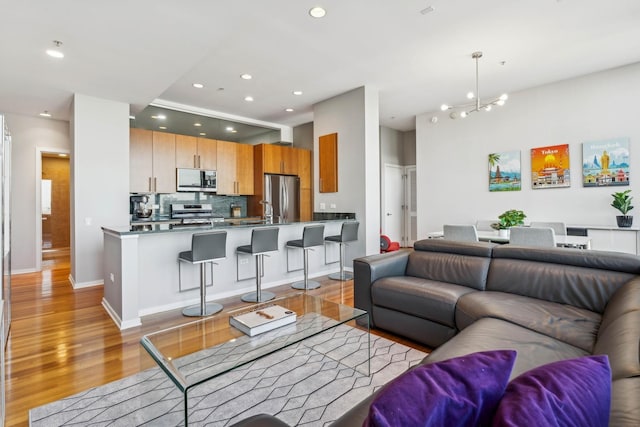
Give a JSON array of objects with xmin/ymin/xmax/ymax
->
[
  {"xmin": 582, "ymin": 137, "xmax": 630, "ymax": 187},
  {"xmin": 489, "ymin": 150, "xmax": 521, "ymax": 192},
  {"xmin": 531, "ymin": 144, "xmax": 570, "ymax": 189}
]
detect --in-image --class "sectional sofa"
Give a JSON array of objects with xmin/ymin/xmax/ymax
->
[{"xmin": 234, "ymin": 239, "xmax": 639, "ymax": 426}]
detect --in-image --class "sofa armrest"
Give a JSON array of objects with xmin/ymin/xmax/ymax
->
[{"xmin": 354, "ymin": 251, "xmax": 410, "ymax": 327}]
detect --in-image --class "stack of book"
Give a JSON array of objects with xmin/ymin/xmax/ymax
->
[{"xmin": 229, "ymin": 304, "xmax": 297, "ymax": 336}]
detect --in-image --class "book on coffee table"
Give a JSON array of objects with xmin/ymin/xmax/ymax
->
[{"xmin": 229, "ymin": 304, "xmax": 297, "ymax": 336}]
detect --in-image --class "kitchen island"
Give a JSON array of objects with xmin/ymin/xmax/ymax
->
[{"xmin": 102, "ymin": 220, "xmax": 351, "ymax": 329}]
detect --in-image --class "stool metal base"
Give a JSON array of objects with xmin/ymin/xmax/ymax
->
[
  {"xmin": 328, "ymin": 271, "xmax": 353, "ymax": 281},
  {"xmin": 291, "ymin": 280, "xmax": 321, "ymax": 290},
  {"xmin": 182, "ymin": 302, "xmax": 223, "ymax": 317},
  {"xmin": 241, "ymin": 291, "xmax": 276, "ymax": 303}
]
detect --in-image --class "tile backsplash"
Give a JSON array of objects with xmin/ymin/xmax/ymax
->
[{"xmin": 139, "ymin": 193, "xmax": 249, "ymax": 218}]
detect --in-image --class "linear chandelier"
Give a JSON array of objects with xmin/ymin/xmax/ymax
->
[{"xmin": 440, "ymin": 51, "xmax": 508, "ymax": 119}]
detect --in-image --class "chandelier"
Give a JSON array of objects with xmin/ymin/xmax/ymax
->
[{"xmin": 440, "ymin": 51, "xmax": 508, "ymax": 119}]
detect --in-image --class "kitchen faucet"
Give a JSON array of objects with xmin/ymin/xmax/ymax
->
[{"xmin": 259, "ymin": 200, "xmax": 273, "ymax": 224}]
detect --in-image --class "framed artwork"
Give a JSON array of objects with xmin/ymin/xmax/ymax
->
[
  {"xmin": 489, "ymin": 150, "xmax": 521, "ymax": 192},
  {"xmin": 582, "ymin": 137, "xmax": 630, "ymax": 187},
  {"xmin": 531, "ymin": 144, "xmax": 570, "ymax": 189}
]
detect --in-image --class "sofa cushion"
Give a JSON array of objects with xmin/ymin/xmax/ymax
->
[
  {"xmin": 594, "ymin": 310, "xmax": 640, "ymax": 380},
  {"xmin": 372, "ymin": 305, "xmax": 457, "ymax": 349},
  {"xmin": 372, "ymin": 276, "xmax": 476, "ymax": 327},
  {"xmin": 488, "ymin": 246, "xmax": 639, "ymax": 313},
  {"xmin": 492, "ymin": 355, "xmax": 612, "ymax": 427},
  {"xmin": 364, "ymin": 350, "xmax": 516, "ymax": 427},
  {"xmin": 406, "ymin": 245, "xmax": 492, "ymax": 291},
  {"xmin": 599, "ymin": 278, "xmax": 640, "ymax": 332},
  {"xmin": 425, "ymin": 318, "xmax": 589, "ymax": 379},
  {"xmin": 456, "ymin": 291, "xmax": 601, "ymax": 352},
  {"xmin": 610, "ymin": 377, "xmax": 640, "ymax": 426}
]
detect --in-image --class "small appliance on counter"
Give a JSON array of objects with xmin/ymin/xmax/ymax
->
[
  {"xmin": 230, "ymin": 203, "xmax": 242, "ymax": 218},
  {"xmin": 170, "ymin": 203, "xmax": 224, "ymax": 226},
  {"xmin": 130, "ymin": 195, "xmax": 153, "ymax": 220}
]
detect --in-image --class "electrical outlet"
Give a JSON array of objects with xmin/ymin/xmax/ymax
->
[
  {"xmin": 85, "ymin": 217, "xmax": 92, "ymax": 226},
  {"xmin": 320, "ymin": 203, "xmax": 326, "ymax": 210},
  {"xmin": 109, "ymin": 273, "xmax": 115, "ymax": 282},
  {"xmin": 240, "ymin": 258, "xmax": 249, "ymax": 265},
  {"xmin": 330, "ymin": 203, "xmax": 336, "ymax": 209}
]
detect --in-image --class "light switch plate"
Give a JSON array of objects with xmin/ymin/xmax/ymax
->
[
  {"xmin": 330, "ymin": 203, "xmax": 336, "ymax": 209},
  {"xmin": 320, "ymin": 203, "xmax": 326, "ymax": 210}
]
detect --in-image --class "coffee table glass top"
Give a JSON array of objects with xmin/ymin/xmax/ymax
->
[{"xmin": 140, "ymin": 292, "xmax": 368, "ymax": 393}]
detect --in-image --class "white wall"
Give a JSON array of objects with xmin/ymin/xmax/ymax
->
[
  {"xmin": 313, "ymin": 86, "xmax": 380, "ymax": 256},
  {"xmin": 415, "ymin": 62, "xmax": 640, "ymax": 238},
  {"xmin": 6, "ymin": 114, "xmax": 70, "ymax": 273},
  {"xmin": 71, "ymin": 94, "xmax": 129, "ymax": 287}
]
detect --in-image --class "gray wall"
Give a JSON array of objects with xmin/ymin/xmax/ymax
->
[
  {"xmin": 313, "ymin": 86, "xmax": 380, "ymax": 256},
  {"xmin": 7, "ymin": 114, "xmax": 70, "ymax": 273},
  {"xmin": 403, "ymin": 130, "xmax": 416, "ymax": 165},
  {"xmin": 415, "ymin": 61, "xmax": 640, "ymax": 238},
  {"xmin": 380, "ymin": 126, "xmax": 416, "ymax": 166},
  {"xmin": 71, "ymin": 94, "xmax": 129, "ymax": 287},
  {"xmin": 293, "ymin": 122, "xmax": 314, "ymax": 151}
]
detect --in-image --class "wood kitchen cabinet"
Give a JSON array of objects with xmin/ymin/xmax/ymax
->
[
  {"xmin": 319, "ymin": 133, "xmax": 338, "ymax": 193},
  {"xmin": 175, "ymin": 135, "xmax": 217, "ymax": 169},
  {"xmin": 261, "ymin": 144, "xmax": 298, "ymax": 175},
  {"xmin": 216, "ymin": 140, "xmax": 254, "ymax": 195},
  {"xmin": 129, "ymin": 129, "xmax": 176, "ymax": 193}
]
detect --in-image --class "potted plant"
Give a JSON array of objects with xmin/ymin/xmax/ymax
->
[
  {"xmin": 611, "ymin": 190, "xmax": 634, "ymax": 227},
  {"xmin": 491, "ymin": 209, "xmax": 527, "ymax": 237}
]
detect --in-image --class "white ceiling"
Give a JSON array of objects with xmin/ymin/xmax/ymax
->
[{"xmin": 2, "ymin": 0, "xmax": 640, "ymax": 132}]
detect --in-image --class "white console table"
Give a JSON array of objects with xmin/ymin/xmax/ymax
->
[{"xmin": 569, "ymin": 225, "xmax": 640, "ymax": 255}]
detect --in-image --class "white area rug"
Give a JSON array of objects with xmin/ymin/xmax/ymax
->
[{"xmin": 30, "ymin": 324, "xmax": 428, "ymax": 426}]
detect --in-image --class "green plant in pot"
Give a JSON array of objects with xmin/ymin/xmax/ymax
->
[
  {"xmin": 491, "ymin": 209, "xmax": 527, "ymax": 236},
  {"xmin": 611, "ymin": 190, "xmax": 634, "ymax": 227}
]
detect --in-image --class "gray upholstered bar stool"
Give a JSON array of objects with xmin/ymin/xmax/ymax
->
[
  {"xmin": 287, "ymin": 224, "xmax": 325, "ymax": 290},
  {"xmin": 238, "ymin": 227, "xmax": 279, "ymax": 303},
  {"xmin": 178, "ymin": 230, "xmax": 227, "ymax": 317},
  {"xmin": 325, "ymin": 221, "xmax": 359, "ymax": 281}
]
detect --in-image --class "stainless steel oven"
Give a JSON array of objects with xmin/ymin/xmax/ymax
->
[{"xmin": 176, "ymin": 168, "xmax": 217, "ymax": 192}]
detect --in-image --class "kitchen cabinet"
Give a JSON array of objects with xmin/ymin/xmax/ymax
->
[
  {"xmin": 261, "ymin": 144, "xmax": 298, "ymax": 175},
  {"xmin": 129, "ymin": 129, "xmax": 176, "ymax": 193},
  {"xmin": 175, "ymin": 135, "xmax": 217, "ymax": 169},
  {"xmin": 216, "ymin": 140, "xmax": 254, "ymax": 195},
  {"xmin": 319, "ymin": 133, "xmax": 338, "ymax": 193},
  {"xmin": 297, "ymin": 148, "xmax": 311, "ymax": 190}
]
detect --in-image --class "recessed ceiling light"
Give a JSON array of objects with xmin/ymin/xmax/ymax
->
[
  {"xmin": 420, "ymin": 6, "xmax": 435, "ymax": 15},
  {"xmin": 226, "ymin": 126, "xmax": 235, "ymax": 132},
  {"xmin": 39, "ymin": 110, "xmax": 52, "ymax": 117},
  {"xmin": 244, "ymin": 96, "xmax": 254, "ymax": 102},
  {"xmin": 285, "ymin": 108, "xmax": 294, "ymax": 112},
  {"xmin": 151, "ymin": 114, "xmax": 166, "ymax": 120},
  {"xmin": 240, "ymin": 74, "xmax": 252, "ymax": 80},
  {"xmin": 194, "ymin": 123, "xmax": 202, "ymax": 127},
  {"xmin": 230, "ymin": 129, "xmax": 237, "ymax": 133},
  {"xmin": 192, "ymin": 83, "xmax": 204, "ymax": 89},
  {"xmin": 46, "ymin": 40, "xmax": 64, "ymax": 58},
  {"xmin": 309, "ymin": 7, "xmax": 326, "ymax": 18},
  {"xmin": 293, "ymin": 90, "xmax": 303, "ymax": 96},
  {"xmin": 199, "ymin": 132, "xmax": 206, "ymax": 136},
  {"xmin": 159, "ymin": 126, "xmax": 167, "ymax": 130}
]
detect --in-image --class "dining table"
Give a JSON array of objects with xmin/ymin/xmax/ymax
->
[{"xmin": 427, "ymin": 230, "xmax": 592, "ymax": 249}]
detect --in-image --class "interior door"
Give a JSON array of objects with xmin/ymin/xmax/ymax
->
[
  {"xmin": 383, "ymin": 164, "xmax": 404, "ymax": 243},
  {"xmin": 405, "ymin": 166, "xmax": 417, "ymax": 247}
]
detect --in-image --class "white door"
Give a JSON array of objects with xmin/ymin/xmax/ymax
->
[
  {"xmin": 405, "ymin": 166, "xmax": 417, "ymax": 247},
  {"xmin": 383, "ymin": 164, "xmax": 404, "ymax": 243}
]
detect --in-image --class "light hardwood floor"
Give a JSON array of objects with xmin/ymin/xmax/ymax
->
[{"xmin": 5, "ymin": 255, "xmax": 430, "ymax": 426}]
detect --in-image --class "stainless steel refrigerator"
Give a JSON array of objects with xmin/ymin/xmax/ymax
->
[{"xmin": 264, "ymin": 174, "xmax": 300, "ymax": 223}]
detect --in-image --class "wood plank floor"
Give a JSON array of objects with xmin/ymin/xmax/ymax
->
[{"xmin": 5, "ymin": 256, "xmax": 430, "ymax": 426}]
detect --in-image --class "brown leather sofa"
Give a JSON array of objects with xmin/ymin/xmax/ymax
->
[{"xmin": 234, "ymin": 239, "xmax": 640, "ymax": 426}]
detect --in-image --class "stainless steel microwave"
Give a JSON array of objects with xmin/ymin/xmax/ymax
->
[{"xmin": 176, "ymin": 168, "xmax": 217, "ymax": 192}]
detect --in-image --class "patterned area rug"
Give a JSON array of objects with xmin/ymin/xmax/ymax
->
[{"xmin": 30, "ymin": 325, "xmax": 428, "ymax": 426}]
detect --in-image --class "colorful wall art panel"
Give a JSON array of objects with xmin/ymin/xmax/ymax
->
[
  {"xmin": 531, "ymin": 144, "xmax": 570, "ymax": 189},
  {"xmin": 489, "ymin": 150, "xmax": 521, "ymax": 192},
  {"xmin": 582, "ymin": 138, "xmax": 630, "ymax": 187}
]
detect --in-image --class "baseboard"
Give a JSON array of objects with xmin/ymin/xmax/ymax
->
[
  {"xmin": 69, "ymin": 274, "xmax": 104, "ymax": 289},
  {"xmin": 11, "ymin": 267, "xmax": 38, "ymax": 275},
  {"xmin": 102, "ymin": 298, "xmax": 141, "ymax": 330}
]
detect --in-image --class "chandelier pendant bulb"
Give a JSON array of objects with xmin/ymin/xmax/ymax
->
[{"xmin": 440, "ymin": 51, "xmax": 508, "ymax": 120}]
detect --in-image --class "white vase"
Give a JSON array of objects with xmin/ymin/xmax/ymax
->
[{"xmin": 498, "ymin": 229, "xmax": 509, "ymax": 238}]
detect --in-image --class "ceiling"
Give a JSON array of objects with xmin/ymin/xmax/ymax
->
[{"xmin": 1, "ymin": 1, "xmax": 640, "ymax": 133}]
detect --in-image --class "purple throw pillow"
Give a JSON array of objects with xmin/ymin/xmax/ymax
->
[
  {"xmin": 363, "ymin": 350, "xmax": 517, "ymax": 427},
  {"xmin": 492, "ymin": 355, "xmax": 611, "ymax": 427}
]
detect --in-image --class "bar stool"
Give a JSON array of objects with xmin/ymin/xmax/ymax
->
[
  {"xmin": 237, "ymin": 227, "xmax": 279, "ymax": 303},
  {"xmin": 287, "ymin": 224, "xmax": 325, "ymax": 290},
  {"xmin": 325, "ymin": 221, "xmax": 359, "ymax": 280},
  {"xmin": 178, "ymin": 230, "xmax": 227, "ymax": 317}
]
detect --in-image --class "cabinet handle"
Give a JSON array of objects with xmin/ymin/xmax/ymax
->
[
  {"xmin": 149, "ymin": 177, "xmax": 152, "ymax": 192},
  {"xmin": 198, "ymin": 155, "xmax": 201, "ymax": 169},
  {"xmin": 194, "ymin": 154, "xmax": 197, "ymax": 168},
  {"xmin": 154, "ymin": 177, "xmax": 157, "ymax": 193},
  {"xmin": 320, "ymin": 178, "xmax": 323, "ymax": 192}
]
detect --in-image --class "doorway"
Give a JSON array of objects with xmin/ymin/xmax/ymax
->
[
  {"xmin": 40, "ymin": 152, "xmax": 70, "ymax": 269},
  {"xmin": 382, "ymin": 164, "xmax": 417, "ymax": 247}
]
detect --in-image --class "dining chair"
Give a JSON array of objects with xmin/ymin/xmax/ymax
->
[
  {"xmin": 509, "ymin": 227, "xmax": 556, "ymax": 247},
  {"xmin": 443, "ymin": 224, "xmax": 479, "ymax": 242},
  {"xmin": 475, "ymin": 220, "xmax": 496, "ymax": 232},
  {"xmin": 530, "ymin": 221, "xmax": 567, "ymax": 236}
]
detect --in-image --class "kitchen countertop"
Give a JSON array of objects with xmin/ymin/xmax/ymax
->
[{"xmin": 103, "ymin": 218, "xmax": 352, "ymax": 237}]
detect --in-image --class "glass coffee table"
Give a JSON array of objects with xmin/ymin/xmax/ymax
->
[{"xmin": 140, "ymin": 293, "xmax": 369, "ymax": 425}]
